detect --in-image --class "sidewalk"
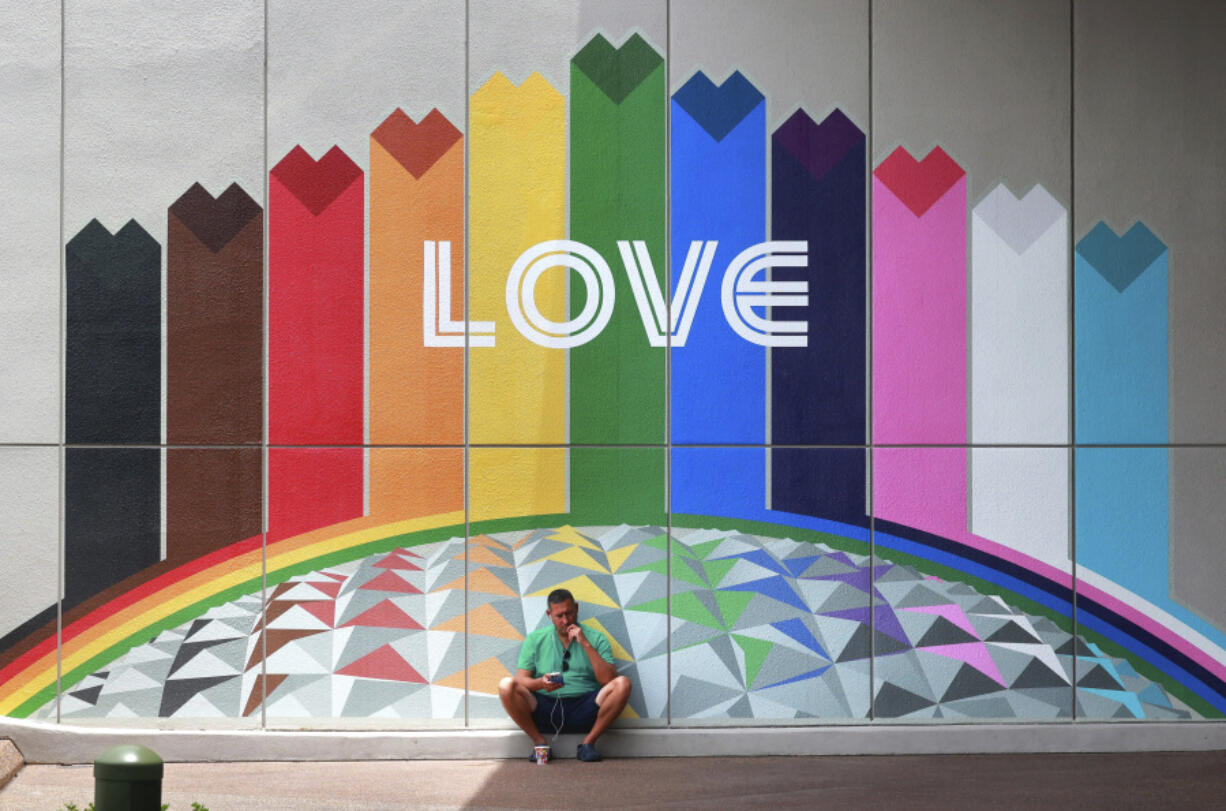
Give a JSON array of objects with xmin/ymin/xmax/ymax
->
[{"xmin": 3, "ymin": 751, "xmax": 1226, "ymax": 810}]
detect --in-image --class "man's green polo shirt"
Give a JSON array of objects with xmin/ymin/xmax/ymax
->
[{"xmin": 517, "ymin": 623, "xmax": 613, "ymax": 697}]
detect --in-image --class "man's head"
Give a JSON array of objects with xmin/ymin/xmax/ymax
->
[{"xmin": 545, "ymin": 588, "xmax": 578, "ymax": 633}]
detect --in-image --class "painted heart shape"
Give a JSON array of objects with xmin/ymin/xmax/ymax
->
[
  {"xmin": 169, "ymin": 182, "xmax": 262, "ymax": 253},
  {"xmin": 572, "ymin": 32, "xmax": 663, "ymax": 105},
  {"xmin": 972, "ymin": 183, "xmax": 1065, "ymax": 255},
  {"xmin": 673, "ymin": 70, "xmax": 764, "ymax": 142},
  {"xmin": 270, "ymin": 145, "xmax": 362, "ymax": 216},
  {"xmin": 372, "ymin": 108, "xmax": 462, "ymax": 180},
  {"xmin": 1076, "ymin": 221, "xmax": 1167, "ymax": 293},
  {"xmin": 773, "ymin": 107, "xmax": 864, "ymax": 181},
  {"xmin": 874, "ymin": 146, "xmax": 965, "ymax": 217},
  {"xmin": 66, "ymin": 218, "xmax": 160, "ymax": 267}
]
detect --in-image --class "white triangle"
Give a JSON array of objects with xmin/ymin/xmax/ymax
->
[
  {"xmin": 990, "ymin": 642, "xmax": 1070, "ymax": 684},
  {"xmin": 595, "ymin": 524, "xmax": 637, "ymax": 550},
  {"xmin": 266, "ymin": 692, "xmax": 311, "ymax": 718},
  {"xmin": 429, "ymin": 685, "xmax": 464, "ymax": 719},
  {"xmin": 690, "ymin": 695, "xmax": 743, "ymax": 719},
  {"xmin": 101, "ymin": 667, "xmax": 162, "ymax": 695},
  {"xmin": 105, "ymin": 701, "xmax": 139, "ymax": 718},
  {"xmin": 279, "ymin": 581, "xmax": 337, "ymax": 602},
  {"xmin": 118, "ymin": 646, "xmax": 172, "ymax": 666},
  {"xmin": 748, "ymin": 691, "xmax": 798, "ymax": 718},
  {"xmin": 57, "ymin": 693, "xmax": 94, "ymax": 716},
  {"xmin": 671, "ymin": 643, "xmax": 742, "ymax": 691},
  {"xmin": 716, "ymin": 558, "xmax": 777, "ymax": 588},
  {"xmin": 171, "ymin": 692, "xmax": 225, "ymax": 718},
  {"xmin": 763, "ymin": 537, "xmax": 800, "ymax": 560},
  {"xmin": 333, "ymin": 674, "xmax": 356, "ymax": 713},
  {"xmin": 184, "ymin": 619, "xmax": 245, "ymax": 644},
  {"xmin": 204, "ymin": 601, "xmax": 257, "ymax": 620},
  {"xmin": 168, "ymin": 648, "xmax": 239, "ymax": 680},
  {"xmin": 427, "ymin": 631, "xmax": 459, "ymax": 681},
  {"xmin": 424, "ymin": 590, "xmax": 458, "ymax": 627},
  {"xmin": 708, "ymin": 535, "xmax": 760, "ymax": 558},
  {"xmin": 265, "ymin": 640, "xmax": 331, "ymax": 675},
  {"xmin": 267, "ymin": 603, "xmax": 331, "ymax": 631},
  {"xmin": 152, "ymin": 629, "xmax": 186, "ymax": 646},
  {"xmin": 330, "ymin": 626, "xmax": 355, "ymax": 670}
]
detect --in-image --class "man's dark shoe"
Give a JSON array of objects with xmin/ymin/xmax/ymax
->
[{"xmin": 576, "ymin": 743, "xmax": 602, "ymax": 762}]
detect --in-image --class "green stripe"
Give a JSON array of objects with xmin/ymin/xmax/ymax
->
[{"xmin": 569, "ymin": 35, "xmax": 666, "ymax": 447}]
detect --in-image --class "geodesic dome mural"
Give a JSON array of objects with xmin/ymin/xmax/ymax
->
[{"xmin": 45, "ymin": 525, "xmax": 1193, "ymax": 722}]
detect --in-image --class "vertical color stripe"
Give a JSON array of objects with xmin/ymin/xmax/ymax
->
[
  {"xmin": 872, "ymin": 147, "xmax": 968, "ymax": 541},
  {"xmin": 968, "ymin": 185, "xmax": 1068, "ymax": 563},
  {"xmin": 469, "ymin": 448, "xmax": 567, "ymax": 523},
  {"xmin": 65, "ymin": 220, "xmax": 161, "ymax": 443},
  {"xmin": 569, "ymin": 33, "xmax": 666, "ymax": 445},
  {"xmin": 469, "ymin": 73, "xmax": 566, "ymax": 445},
  {"xmin": 268, "ymin": 147, "xmax": 365, "ymax": 539},
  {"xmin": 64, "ymin": 220, "xmax": 163, "ymax": 615},
  {"xmin": 670, "ymin": 71, "xmax": 766, "ymax": 446},
  {"xmin": 369, "ymin": 109, "xmax": 464, "ymax": 446},
  {"xmin": 65, "ymin": 448, "xmax": 161, "ymax": 611},
  {"xmin": 468, "ymin": 73, "xmax": 566, "ymax": 519},
  {"xmin": 769, "ymin": 108, "xmax": 866, "ymax": 523},
  {"xmin": 1074, "ymin": 222, "xmax": 1169, "ymax": 444},
  {"xmin": 368, "ymin": 109, "xmax": 465, "ymax": 521},
  {"xmin": 166, "ymin": 183, "xmax": 263, "ymax": 564},
  {"xmin": 166, "ymin": 182, "xmax": 263, "ymax": 445},
  {"xmin": 267, "ymin": 448, "xmax": 364, "ymax": 543},
  {"xmin": 1075, "ymin": 223, "xmax": 1170, "ymax": 613},
  {"xmin": 969, "ymin": 184, "xmax": 1068, "ymax": 444}
]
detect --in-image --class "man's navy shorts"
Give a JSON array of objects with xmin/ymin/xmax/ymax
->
[{"xmin": 532, "ymin": 688, "xmax": 601, "ymax": 735}]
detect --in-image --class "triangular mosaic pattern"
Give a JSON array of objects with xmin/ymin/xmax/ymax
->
[{"xmin": 43, "ymin": 526, "xmax": 1196, "ymax": 721}]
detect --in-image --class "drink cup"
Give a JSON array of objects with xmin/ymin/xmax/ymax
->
[{"xmin": 534, "ymin": 744, "xmax": 550, "ymax": 765}]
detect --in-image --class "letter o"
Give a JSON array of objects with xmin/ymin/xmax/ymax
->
[{"xmin": 505, "ymin": 240, "xmax": 616, "ymax": 348}]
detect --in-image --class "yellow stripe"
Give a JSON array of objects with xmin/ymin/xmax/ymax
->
[
  {"xmin": 469, "ymin": 71, "xmax": 567, "ymax": 447},
  {"xmin": 470, "ymin": 448, "xmax": 567, "ymax": 522}
]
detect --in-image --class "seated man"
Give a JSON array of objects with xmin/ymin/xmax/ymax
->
[{"xmin": 498, "ymin": 588, "xmax": 632, "ymax": 762}]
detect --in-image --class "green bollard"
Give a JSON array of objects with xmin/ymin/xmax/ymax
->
[{"xmin": 93, "ymin": 744, "xmax": 163, "ymax": 811}]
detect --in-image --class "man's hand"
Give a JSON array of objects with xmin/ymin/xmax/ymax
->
[
  {"xmin": 538, "ymin": 674, "xmax": 563, "ymax": 692},
  {"xmin": 566, "ymin": 624, "xmax": 586, "ymax": 644}
]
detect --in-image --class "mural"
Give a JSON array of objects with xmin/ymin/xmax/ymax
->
[{"xmin": 2, "ymin": 0, "xmax": 1226, "ymax": 731}]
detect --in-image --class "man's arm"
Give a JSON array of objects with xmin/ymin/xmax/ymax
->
[
  {"xmin": 567, "ymin": 625, "xmax": 618, "ymax": 685},
  {"xmin": 514, "ymin": 667, "xmax": 561, "ymax": 693}
]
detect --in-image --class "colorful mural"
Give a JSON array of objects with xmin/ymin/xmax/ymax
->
[{"xmin": 2, "ymin": 0, "xmax": 1226, "ymax": 732}]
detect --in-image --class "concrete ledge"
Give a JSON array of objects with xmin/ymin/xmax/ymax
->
[
  {"xmin": 3, "ymin": 717, "xmax": 1225, "ymax": 764},
  {"xmin": 0, "ymin": 738, "xmax": 24, "ymax": 788}
]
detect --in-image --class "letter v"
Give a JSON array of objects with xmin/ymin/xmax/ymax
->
[{"xmin": 618, "ymin": 240, "xmax": 717, "ymax": 347}]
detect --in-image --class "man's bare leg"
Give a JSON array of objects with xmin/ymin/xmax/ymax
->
[
  {"xmin": 497, "ymin": 677, "xmax": 545, "ymax": 745},
  {"xmin": 583, "ymin": 675, "xmax": 632, "ymax": 746}
]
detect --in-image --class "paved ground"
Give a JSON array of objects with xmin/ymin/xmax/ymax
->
[{"xmin": 2, "ymin": 751, "xmax": 1225, "ymax": 810}]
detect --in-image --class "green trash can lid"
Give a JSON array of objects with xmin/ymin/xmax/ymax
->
[{"xmin": 94, "ymin": 744, "xmax": 164, "ymax": 781}]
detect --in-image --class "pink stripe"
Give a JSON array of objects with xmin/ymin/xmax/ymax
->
[
  {"xmin": 872, "ymin": 176, "xmax": 967, "ymax": 444},
  {"xmin": 874, "ymin": 447, "xmax": 968, "ymax": 545}
]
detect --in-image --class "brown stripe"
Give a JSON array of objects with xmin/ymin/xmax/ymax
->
[
  {"xmin": 167, "ymin": 194, "xmax": 262, "ymax": 445},
  {"xmin": 166, "ymin": 448, "xmax": 262, "ymax": 566}
]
